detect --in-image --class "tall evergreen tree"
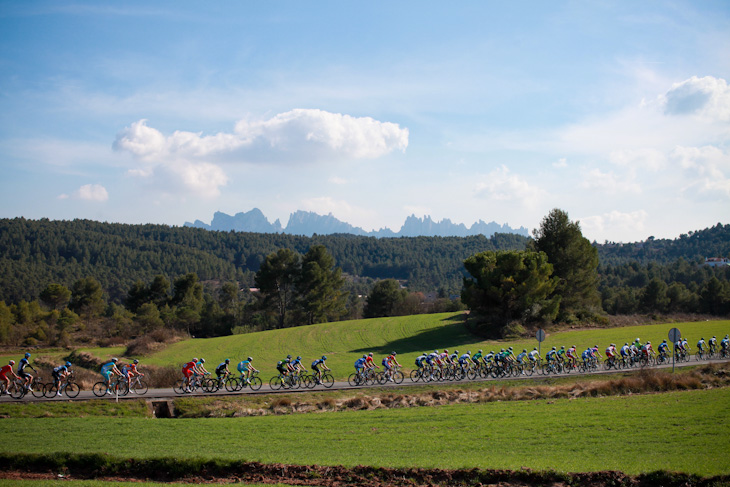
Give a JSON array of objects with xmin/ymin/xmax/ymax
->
[
  {"xmin": 255, "ymin": 248, "xmax": 301, "ymax": 328},
  {"xmin": 297, "ymin": 245, "xmax": 348, "ymax": 325},
  {"xmin": 530, "ymin": 209, "xmax": 602, "ymax": 322}
]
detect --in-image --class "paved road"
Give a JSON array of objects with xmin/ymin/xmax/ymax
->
[{"xmin": 5, "ymin": 356, "xmax": 728, "ymax": 404}]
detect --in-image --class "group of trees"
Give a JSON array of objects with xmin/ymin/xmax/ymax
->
[{"xmin": 461, "ymin": 209, "xmax": 730, "ymax": 336}]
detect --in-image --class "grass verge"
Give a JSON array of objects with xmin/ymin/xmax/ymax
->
[{"xmin": 1, "ymin": 387, "xmax": 728, "ymax": 476}]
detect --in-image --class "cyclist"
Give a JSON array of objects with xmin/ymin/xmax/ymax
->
[
  {"xmin": 516, "ymin": 349, "xmax": 528, "ymax": 374},
  {"xmin": 557, "ymin": 346, "xmax": 567, "ymax": 364},
  {"xmin": 195, "ymin": 358, "xmax": 210, "ymax": 377},
  {"xmin": 215, "ymin": 359, "xmax": 231, "ymax": 386},
  {"xmin": 581, "ymin": 347, "xmax": 593, "ymax": 367},
  {"xmin": 439, "ymin": 349, "xmax": 451, "ymax": 365},
  {"xmin": 528, "ymin": 347, "xmax": 541, "ymax": 369},
  {"xmin": 709, "ymin": 336, "xmax": 717, "ymax": 355},
  {"xmin": 458, "ymin": 351, "xmax": 473, "ymax": 375},
  {"xmin": 642, "ymin": 341, "xmax": 654, "ymax": 359},
  {"xmin": 681, "ymin": 338, "xmax": 690, "ymax": 355},
  {"xmin": 605, "ymin": 344, "xmax": 617, "ymax": 367},
  {"xmin": 290, "ymin": 356, "xmax": 306, "ymax": 379},
  {"xmin": 275, "ymin": 359, "xmax": 289, "ymax": 380},
  {"xmin": 634, "ymin": 338, "xmax": 642, "ymax": 351},
  {"xmin": 449, "ymin": 350, "xmax": 459, "ymax": 365},
  {"xmin": 658, "ymin": 340, "xmax": 670, "ymax": 360},
  {"xmin": 415, "ymin": 352, "xmax": 427, "ymax": 371},
  {"xmin": 182, "ymin": 358, "xmax": 198, "ymax": 392},
  {"xmin": 472, "ymin": 350, "xmax": 483, "ymax": 368},
  {"xmin": 566, "ymin": 345, "xmax": 577, "ymax": 368},
  {"xmin": 237, "ymin": 357, "xmax": 257, "ymax": 384},
  {"xmin": 354, "ymin": 355, "xmax": 367, "ymax": 378},
  {"xmin": 121, "ymin": 359, "xmax": 143, "ymax": 386},
  {"xmin": 697, "ymin": 338, "xmax": 706, "ymax": 357},
  {"xmin": 100, "ymin": 358, "xmax": 123, "ymax": 395},
  {"xmin": 591, "ymin": 345, "xmax": 603, "ymax": 362},
  {"xmin": 506, "ymin": 347, "xmax": 517, "ymax": 364},
  {"xmin": 721, "ymin": 335, "xmax": 729, "ymax": 355},
  {"xmin": 484, "ymin": 350, "xmax": 496, "ymax": 368},
  {"xmin": 311, "ymin": 355, "xmax": 329, "ymax": 384},
  {"xmin": 17, "ymin": 352, "xmax": 37, "ymax": 391},
  {"xmin": 545, "ymin": 347, "xmax": 558, "ymax": 365},
  {"xmin": 51, "ymin": 362, "xmax": 72, "ymax": 396},
  {"xmin": 0, "ymin": 360, "xmax": 19, "ymax": 395},
  {"xmin": 382, "ymin": 351, "xmax": 401, "ymax": 382},
  {"xmin": 364, "ymin": 352, "xmax": 378, "ymax": 372}
]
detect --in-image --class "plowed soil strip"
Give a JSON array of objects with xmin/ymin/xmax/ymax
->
[{"xmin": 1, "ymin": 455, "xmax": 728, "ymax": 487}]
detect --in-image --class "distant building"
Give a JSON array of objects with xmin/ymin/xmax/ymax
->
[{"xmin": 704, "ymin": 257, "xmax": 730, "ymax": 267}]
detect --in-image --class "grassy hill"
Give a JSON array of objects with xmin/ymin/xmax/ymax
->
[{"xmin": 101, "ymin": 313, "xmax": 730, "ymax": 378}]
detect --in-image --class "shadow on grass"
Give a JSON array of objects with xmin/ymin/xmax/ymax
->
[{"xmin": 350, "ymin": 314, "xmax": 480, "ymax": 356}]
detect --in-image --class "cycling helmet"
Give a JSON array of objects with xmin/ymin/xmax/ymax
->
[
  {"xmin": 561, "ymin": 345, "xmax": 565, "ymax": 349},
  {"xmin": 508, "ymin": 346, "xmax": 513, "ymax": 350},
  {"xmin": 287, "ymin": 354, "xmax": 292, "ymax": 359},
  {"xmin": 225, "ymin": 359, "xmax": 230, "ymax": 364},
  {"xmin": 322, "ymin": 356, "xmax": 327, "ymax": 360},
  {"xmin": 65, "ymin": 361, "xmax": 72, "ymax": 367},
  {"xmin": 467, "ymin": 351, "xmax": 471, "ymax": 355},
  {"xmin": 625, "ymin": 343, "xmax": 628, "ymax": 346},
  {"xmin": 295, "ymin": 356, "xmax": 300, "ymax": 360},
  {"xmin": 647, "ymin": 341, "xmax": 651, "ymax": 344},
  {"xmin": 444, "ymin": 349, "xmax": 448, "ymax": 353},
  {"xmin": 533, "ymin": 347, "xmax": 537, "ymax": 350},
  {"xmin": 199, "ymin": 358, "xmax": 205, "ymax": 364},
  {"xmin": 453, "ymin": 350, "xmax": 458, "ymax": 354},
  {"xmin": 392, "ymin": 351, "xmax": 397, "ymax": 356},
  {"xmin": 368, "ymin": 352, "xmax": 373, "ymax": 356},
  {"xmin": 478, "ymin": 349, "xmax": 483, "ymax": 353},
  {"xmin": 193, "ymin": 357, "xmax": 199, "ymax": 362},
  {"xmin": 500, "ymin": 348, "xmax": 505, "ymax": 352},
  {"xmin": 435, "ymin": 350, "xmax": 439, "ymax": 353},
  {"xmin": 133, "ymin": 359, "xmax": 139, "ymax": 364},
  {"xmin": 362, "ymin": 354, "xmax": 367, "ymax": 359},
  {"xmin": 523, "ymin": 349, "xmax": 527, "ymax": 353},
  {"xmin": 636, "ymin": 338, "xmax": 640, "ymax": 342},
  {"xmin": 552, "ymin": 346, "xmax": 556, "ymax": 350},
  {"xmin": 112, "ymin": 357, "xmax": 118, "ymax": 362},
  {"xmin": 701, "ymin": 337, "xmax": 704, "ymax": 341},
  {"xmin": 663, "ymin": 339, "xmax": 667, "ymax": 343},
  {"xmin": 9, "ymin": 360, "xmax": 15, "ymax": 365},
  {"xmin": 247, "ymin": 357, "xmax": 253, "ymax": 361},
  {"xmin": 611, "ymin": 343, "xmax": 615, "ymax": 347},
  {"xmin": 24, "ymin": 352, "xmax": 30, "ymax": 358}
]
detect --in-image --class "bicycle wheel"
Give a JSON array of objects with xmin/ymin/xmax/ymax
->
[
  {"xmin": 10, "ymin": 382, "xmax": 25, "ymax": 399},
  {"xmin": 269, "ymin": 376, "xmax": 283, "ymax": 390},
  {"xmin": 92, "ymin": 381, "xmax": 107, "ymax": 397},
  {"xmin": 302, "ymin": 375, "xmax": 314, "ymax": 389},
  {"xmin": 347, "ymin": 373, "xmax": 361, "ymax": 387},
  {"xmin": 466, "ymin": 369, "xmax": 477, "ymax": 380},
  {"xmin": 392, "ymin": 370, "xmax": 404, "ymax": 384},
  {"xmin": 409, "ymin": 369, "xmax": 422, "ymax": 382},
  {"xmin": 31, "ymin": 379, "xmax": 45, "ymax": 398},
  {"xmin": 133, "ymin": 380, "xmax": 149, "ymax": 395},
  {"xmin": 174, "ymin": 380, "xmax": 187, "ymax": 394},
  {"xmin": 321, "ymin": 373, "xmax": 334, "ymax": 388},
  {"xmin": 65, "ymin": 382, "xmax": 80, "ymax": 398},
  {"xmin": 225, "ymin": 377, "xmax": 238, "ymax": 393},
  {"xmin": 249, "ymin": 376, "xmax": 263, "ymax": 391}
]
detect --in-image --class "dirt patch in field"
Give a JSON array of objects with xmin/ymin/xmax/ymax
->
[
  {"xmin": 1, "ymin": 458, "xmax": 727, "ymax": 487},
  {"xmin": 174, "ymin": 363, "xmax": 730, "ymax": 418}
]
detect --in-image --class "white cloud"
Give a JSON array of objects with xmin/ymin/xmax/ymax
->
[
  {"xmin": 553, "ymin": 158, "xmax": 568, "ymax": 168},
  {"xmin": 474, "ymin": 165, "xmax": 545, "ymax": 209},
  {"xmin": 69, "ymin": 184, "xmax": 109, "ymax": 202},
  {"xmin": 328, "ymin": 176, "xmax": 349, "ymax": 185},
  {"xmin": 609, "ymin": 148, "xmax": 666, "ymax": 172},
  {"xmin": 580, "ymin": 168, "xmax": 642, "ymax": 194},
  {"xmin": 113, "ymin": 110, "xmax": 408, "ymax": 199},
  {"xmin": 581, "ymin": 210, "xmax": 648, "ymax": 242},
  {"xmin": 671, "ymin": 145, "xmax": 730, "ymax": 197},
  {"xmin": 663, "ymin": 76, "xmax": 730, "ymax": 121}
]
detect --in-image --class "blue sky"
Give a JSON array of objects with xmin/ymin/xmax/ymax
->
[{"xmin": 1, "ymin": 1, "xmax": 728, "ymax": 242}]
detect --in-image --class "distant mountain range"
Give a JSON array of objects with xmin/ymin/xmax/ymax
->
[{"xmin": 184, "ymin": 209, "xmax": 530, "ymax": 238}]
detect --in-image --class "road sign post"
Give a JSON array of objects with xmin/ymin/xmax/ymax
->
[
  {"xmin": 668, "ymin": 327, "xmax": 681, "ymax": 373},
  {"xmin": 536, "ymin": 329, "xmax": 546, "ymax": 357}
]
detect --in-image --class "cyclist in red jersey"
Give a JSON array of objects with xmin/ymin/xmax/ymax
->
[
  {"xmin": 1, "ymin": 361, "xmax": 19, "ymax": 394},
  {"xmin": 182, "ymin": 358, "xmax": 197, "ymax": 392}
]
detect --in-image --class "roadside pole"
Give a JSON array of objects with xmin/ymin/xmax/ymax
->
[
  {"xmin": 536, "ymin": 329, "xmax": 546, "ymax": 358},
  {"xmin": 669, "ymin": 327, "xmax": 681, "ymax": 374}
]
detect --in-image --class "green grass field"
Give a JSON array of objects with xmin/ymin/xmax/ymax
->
[
  {"xmin": 2, "ymin": 315, "xmax": 728, "ymax": 380},
  {"xmin": 1, "ymin": 387, "xmax": 728, "ymax": 476}
]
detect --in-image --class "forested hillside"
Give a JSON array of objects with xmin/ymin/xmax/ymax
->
[{"xmin": 0, "ymin": 218, "xmax": 529, "ymax": 304}]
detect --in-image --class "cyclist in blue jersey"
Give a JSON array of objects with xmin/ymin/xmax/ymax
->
[
  {"xmin": 100, "ymin": 358, "xmax": 122, "ymax": 395},
  {"xmin": 51, "ymin": 362, "xmax": 72, "ymax": 396},
  {"xmin": 238, "ymin": 357, "xmax": 258, "ymax": 384},
  {"xmin": 17, "ymin": 352, "xmax": 37, "ymax": 391},
  {"xmin": 311, "ymin": 356, "xmax": 329, "ymax": 384},
  {"xmin": 354, "ymin": 355, "xmax": 367, "ymax": 376},
  {"xmin": 458, "ymin": 351, "xmax": 473, "ymax": 375},
  {"xmin": 515, "ymin": 349, "xmax": 528, "ymax": 374},
  {"xmin": 721, "ymin": 335, "xmax": 729, "ymax": 354}
]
